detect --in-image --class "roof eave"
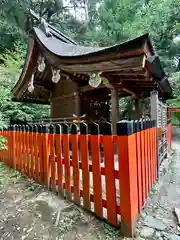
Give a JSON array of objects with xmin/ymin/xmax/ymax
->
[{"xmin": 145, "ymin": 56, "xmax": 173, "ymax": 98}]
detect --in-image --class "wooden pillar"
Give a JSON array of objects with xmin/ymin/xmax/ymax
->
[
  {"xmin": 150, "ymin": 91, "xmax": 158, "ymax": 124},
  {"xmin": 167, "ymin": 110, "xmax": 170, "ymax": 120},
  {"xmin": 150, "ymin": 91, "xmax": 159, "ymax": 178},
  {"xmin": 111, "ymin": 87, "xmax": 119, "ymax": 134},
  {"xmin": 74, "ymin": 91, "xmax": 81, "ymax": 120},
  {"xmin": 135, "ymin": 98, "xmax": 141, "ymax": 120}
]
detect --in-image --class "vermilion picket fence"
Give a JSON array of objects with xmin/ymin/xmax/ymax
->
[
  {"xmin": 167, "ymin": 120, "xmax": 172, "ymax": 152},
  {"xmin": 0, "ymin": 120, "xmax": 160, "ymax": 236}
]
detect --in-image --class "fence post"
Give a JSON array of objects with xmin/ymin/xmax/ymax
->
[
  {"xmin": 40, "ymin": 125, "xmax": 46, "ymax": 185},
  {"xmin": 7, "ymin": 126, "xmax": 10, "ymax": 167},
  {"xmin": 134, "ymin": 120, "xmax": 142, "ymax": 213},
  {"xmin": 117, "ymin": 121, "xmax": 138, "ymax": 237},
  {"xmin": 71, "ymin": 123, "xmax": 80, "ymax": 205},
  {"xmin": 55, "ymin": 124, "xmax": 63, "ymax": 196},
  {"xmin": 79, "ymin": 123, "xmax": 90, "ymax": 211},
  {"xmin": 26, "ymin": 125, "xmax": 30, "ymax": 177},
  {"xmin": 11, "ymin": 125, "xmax": 16, "ymax": 169},
  {"xmin": 102, "ymin": 122, "xmax": 117, "ymax": 226},
  {"xmin": 167, "ymin": 120, "xmax": 172, "ymax": 153},
  {"xmin": 49, "ymin": 124, "xmax": 56, "ymax": 192},
  {"xmin": 62, "ymin": 124, "xmax": 71, "ymax": 200},
  {"xmin": 22, "ymin": 125, "xmax": 26, "ymax": 173},
  {"xmin": 18, "ymin": 125, "xmax": 22, "ymax": 171},
  {"xmin": 33, "ymin": 125, "xmax": 39, "ymax": 181},
  {"xmin": 90, "ymin": 123, "xmax": 103, "ymax": 218}
]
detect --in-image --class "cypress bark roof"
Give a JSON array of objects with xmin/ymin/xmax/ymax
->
[{"xmin": 12, "ymin": 16, "xmax": 173, "ymax": 104}]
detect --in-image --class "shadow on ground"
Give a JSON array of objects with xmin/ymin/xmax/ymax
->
[{"xmin": 0, "ymin": 163, "xmax": 124, "ymax": 240}]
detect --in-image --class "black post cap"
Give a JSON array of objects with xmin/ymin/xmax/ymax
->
[
  {"xmin": 25, "ymin": 125, "xmax": 30, "ymax": 132},
  {"xmin": 134, "ymin": 120, "xmax": 140, "ymax": 133},
  {"xmin": 139, "ymin": 120, "xmax": 143, "ymax": 131},
  {"xmin": 29, "ymin": 125, "xmax": 33, "ymax": 132},
  {"xmin": 56, "ymin": 124, "xmax": 61, "ymax": 134},
  {"xmin": 142, "ymin": 120, "xmax": 146, "ymax": 130},
  {"xmin": 117, "ymin": 121, "xmax": 133, "ymax": 136},
  {"xmin": 101, "ymin": 122, "xmax": 112, "ymax": 135},
  {"xmin": 49, "ymin": 124, "xmax": 56, "ymax": 134},
  {"xmin": 33, "ymin": 124, "xmax": 38, "ymax": 132},
  {"xmin": 62, "ymin": 124, "xmax": 69, "ymax": 134},
  {"xmin": 80, "ymin": 123, "xmax": 88, "ymax": 135},
  {"xmin": 131, "ymin": 120, "xmax": 135, "ymax": 133},
  {"xmin": 71, "ymin": 123, "xmax": 78, "ymax": 134},
  {"xmin": 12, "ymin": 125, "xmax": 16, "ymax": 131},
  {"xmin": 22, "ymin": 125, "xmax": 25, "ymax": 132},
  {"xmin": 146, "ymin": 120, "xmax": 150, "ymax": 129},
  {"xmin": 42, "ymin": 125, "xmax": 49, "ymax": 133},
  {"xmin": 152, "ymin": 120, "xmax": 156, "ymax": 127},
  {"xmin": 90, "ymin": 122, "xmax": 99, "ymax": 135},
  {"xmin": 37, "ymin": 124, "xmax": 42, "ymax": 133}
]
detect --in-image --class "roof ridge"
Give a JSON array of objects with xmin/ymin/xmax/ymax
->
[{"xmin": 29, "ymin": 9, "xmax": 77, "ymax": 45}]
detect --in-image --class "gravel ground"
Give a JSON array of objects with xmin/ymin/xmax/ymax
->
[
  {"xmin": 0, "ymin": 163, "xmax": 123, "ymax": 240},
  {"xmin": 136, "ymin": 126, "xmax": 180, "ymax": 240}
]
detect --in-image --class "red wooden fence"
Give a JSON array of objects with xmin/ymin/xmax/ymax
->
[
  {"xmin": 167, "ymin": 121, "xmax": 172, "ymax": 152},
  {"xmin": 0, "ymin": 120, "xmax": 159, "ymax": 236}
]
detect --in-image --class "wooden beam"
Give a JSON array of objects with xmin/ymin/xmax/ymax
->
[
  {"xmin": 111, "ymin": 87, "xmax": 119, "ymax": 135},
  {"xmin": 74, "ymin": 91, "xmax": 81, "ymax": 120},
  {"xmin": 120, "ymin": 77, "xmax": 150, "ymax": 81},
  {"xmin": 15, "ymin": 41, "xmax": 40, "ymax": 99},
  {"xmin": 80, "ymin": 84, "xmax": 105, "ymax": 92},
  {"xmin": 168, "ymin": 108, "xmax": 180, "ymax": 113},
  {"xmin": 103, "ymin": 68, "xmax": 146, "ymax": 76},
  {"xmin": 104, "ymin": 72, "xmax": 146, "ymax": 77},
  {"xmin": 50, "ymin": 92, "xmax": 75, "ymax": 101},
  {"xmin": 103, "ymin": 75, "xmax": 138, "ymax": 98},
  {"xmin": 34, "ymin": 81, "xmax": 54, "ymax": 91}
]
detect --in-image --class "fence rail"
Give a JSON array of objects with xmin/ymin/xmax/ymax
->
[{"xmin": 0, "ymin": 120, "xmax": 167, "ymax": 237}]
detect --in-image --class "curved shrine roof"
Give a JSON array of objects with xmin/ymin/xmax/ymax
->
[{"xmin": 12, "ymin": 20, "xmax": 173, "ymax": 104}]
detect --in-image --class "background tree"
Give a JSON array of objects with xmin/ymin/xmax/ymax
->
[{"xmin": 0, "ymin": 42, "xmax": 50, "ymax": 124}]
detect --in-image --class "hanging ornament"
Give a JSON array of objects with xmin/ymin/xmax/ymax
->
[
  {"xmin": 52, "ymin": 68, "xmax": 61, "ymax": 83},
  {"xmin": 88, "ymin": 72, "xmax": 102, "ymax": 88},
  {"xmin": 38, "ymin": 55, "xmax": 46, "ymax": 72},
  {"xmin": 28, "ymin": 74, "xmax": 35, "ymax": 93}
]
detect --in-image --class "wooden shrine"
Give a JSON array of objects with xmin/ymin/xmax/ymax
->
[{"xmin": 12, "ymin": 10, "xmax": 172, "ymax": 133}]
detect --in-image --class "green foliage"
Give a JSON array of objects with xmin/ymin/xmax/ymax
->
[
  {"xmin": 167, "ymin": 72, "xmax": 180, "ymax": 123},
  {"xmin": 0, "ymin": 42, "xmax": 50, "ymax": 125},
  {"xmin": 168, "ymin": 72, "xmax": 180, "ymax": 107}
]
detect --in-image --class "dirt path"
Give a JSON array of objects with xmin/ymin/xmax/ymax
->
[
  {"xmin": 136, "ymin": 126, "xmax": 180, "ymax": 239},
  {"xmin": 0, "ymin": 163, "xmax": 123, "ymax": 240}
]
